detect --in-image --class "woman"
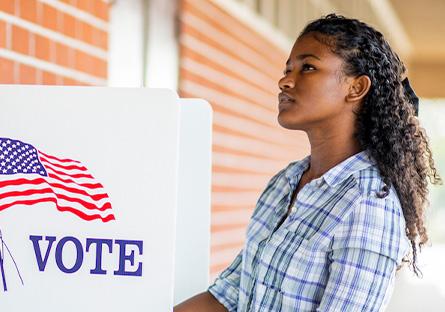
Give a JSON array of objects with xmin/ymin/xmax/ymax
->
[{"xmin": 174, "ymin": 14, "xmax": 442, "ymax": 311}]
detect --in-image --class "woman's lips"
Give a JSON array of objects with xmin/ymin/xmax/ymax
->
[
  {"xmin": 278, "ymin": 92, "xmax": 295, "ymax": 103},
  {"xmin": 278, "ymin": 93, "xmax": 295, "ymax": 111},
  {"xmin": 278, "ymin": 100, "xmax": 294, "ymax": 111}
]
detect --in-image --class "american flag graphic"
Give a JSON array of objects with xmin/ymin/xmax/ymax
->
[{"xmin": 0, "ymin": 137, "xmax": 114, "ymax": 222}]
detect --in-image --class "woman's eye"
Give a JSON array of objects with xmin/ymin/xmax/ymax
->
[{"xmin": 302, "ymin": 64, "xmax": 315, "ymax": 71}]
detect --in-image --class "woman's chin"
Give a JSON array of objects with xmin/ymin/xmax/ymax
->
[{"xmin": 277, "ymin": 115, "xmax": 302, "ymax": 130}]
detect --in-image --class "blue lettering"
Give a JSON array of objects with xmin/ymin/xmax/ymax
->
[
  {"xmin": 86, "ymin": 238, "xmax": 113, "ymax": 275},
  {"xmin": 29, "ymin": 235, "xmax": 143, "ymax": 277},
  {"xmin": 55, "ymin": 236, "xmax": 83, "ymax": 273},
  {"xmin": 29, "ymin": 235, "xmax": 56, "ymax": 272},
  {"xmin": 114, "ymin": 240, "xmax": 143, "ymax": 276}
]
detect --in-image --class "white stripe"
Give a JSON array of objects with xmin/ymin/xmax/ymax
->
[
  {"xmin": 181, "ymin": 12, "xmax": 277, "ymax": 77},
  {"xmin": 39, "ymin": 0, "xmax": 108, "ymax": 31},
  {"xmin": 181, "ymin": 33, "xmax": 276, "ymax": 88},
  {"xmin": 211, "ymin": 209, "xmax": 253, "ymax": 227},
  {"xmin": 0, "ymin": 11, "xmax": 107, "ymax": 60},
  {"xmin": 181, "ymin": 80, "xmax": 277, "ymax": 127},
  {"xmin": 212, "ymin": 152, "xmax": 285, "ymax": 173},
  {"xmin": 211, "ymin": 228, "xmax": 247, "ymax": 246},
  {"xmin": 38, "ymin": 154, "xmax": 81, "ymax": 167},
  {"xmin": 213, "ymin": 131, "xmax": 292, "ymax": 160},
  {"xmin": 42, "ymin": 159, "xmax": 90, "ymax": 176},
  {"xmin": 212, "ymin": 172, "xmax": 270, "ymax": 189},
  {"xmin": 181, "ymin": 57, "xmax": 276, "ymax": 110},
  {"xmin": 46, "ymin": 170, "xmax": 104, "ymax": 185},
  {"xmin": 211, "ymin": 190, "xmax": 260, "ymax": 206},
  {"xmin": 0, "ymin": 49, "xmax": 107, "ymax": 85}
]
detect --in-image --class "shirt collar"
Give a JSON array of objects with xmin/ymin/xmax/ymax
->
[{"xmin": 285, "ymin": 149, "xmax": 376, "ymax": 188}]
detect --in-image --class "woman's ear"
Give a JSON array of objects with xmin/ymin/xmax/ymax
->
[{"xmin": 346, "ymin": 75, "xmax": 371, "ymax": 103}]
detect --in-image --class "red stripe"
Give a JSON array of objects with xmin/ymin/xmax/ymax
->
[
  {"xmin": 48, "ymin": 181, "xmax": 109, "ymax": 201},
  {"xmin": 40, "ymin": 156, "xmax": 87, "ymax": 171},
  {"xmin": 0, "ymin": 182, "xmax": 111, "ymax": 211},
  {"xmin": 0, "ymin": 187, "xmax": 53, "ymax": 200},
  {"xmin": 38, "ymin": 151, "xmax": 80, "ymax": 164},
  {"xmin": 0, "ymin": 197, "xmax": 57, "ymax": 211},
  {"xmin": 48, "ymin": 173, "xmax": 103, "ymax": 189},
  {"xmin": 44, "ymin": 163, "xmax": 94, "ymax": 179},
  {"xmin": 0, "ymin": 197, "xmax": 115, "ymax": 222},
  {"xmin": 0, "ymin": 178, "xmax": 108, "ymax": 201},
  {"xmin": 57, "ymin": 206, "xmax": 115, "ymax": 222},
  {"xmin": 56, "ymin": 193, "xmax": 112, "ymax": 211},
  {"xmin": 0, "ymin": 177, "xmax": 47, "ymax": 188}
]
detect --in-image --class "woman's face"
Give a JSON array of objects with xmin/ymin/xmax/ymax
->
[{"xmin": 277, "ymin": 33, "xmax": 354, "ymax": 131}]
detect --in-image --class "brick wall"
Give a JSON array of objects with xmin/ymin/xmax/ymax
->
[
  {"xmin": 178, "ymin": 0, "xmax": 310, "ymax": 281},
  {"xmin": 0, "ymin": 0, "xmax": 109, "ymax": 85}
]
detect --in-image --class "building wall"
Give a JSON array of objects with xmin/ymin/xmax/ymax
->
[
  {"xmin": 0, "ymin": 0, "xmax": 109, "ymax": 85},
  {"xmin": 178, "ymin": 0, "xmax": 310, "ymax": 281}
]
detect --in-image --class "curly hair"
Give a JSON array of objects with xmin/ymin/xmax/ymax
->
[{"xmin": 299, "ymin": 14, "xmax": 442, "ymax": 277}]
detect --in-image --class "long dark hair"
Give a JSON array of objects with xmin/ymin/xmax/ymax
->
[{"xmin": 299, "ymin": 13, "xmax": 442, "ymax": 277}]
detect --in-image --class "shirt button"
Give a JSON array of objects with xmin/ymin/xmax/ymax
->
[
  {"xmin": 316, "ymin": 179, "xmax": 323, "ymax": 186},
  {"xmin": 291, "ymin": 206, "xmax": 297, "ymax": 213}
]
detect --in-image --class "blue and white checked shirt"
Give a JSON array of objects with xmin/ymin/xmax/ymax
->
[{"xmin": 208, "ymin": 149, "xmax": 411, "ymax": 311}]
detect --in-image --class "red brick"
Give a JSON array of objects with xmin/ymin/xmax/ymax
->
[
  {"xmin": 62, "ymin": 77, "xmax": 79, "ymax": 85},
  {"xmin": 55, "ymin": 74, "xmax": 63, "ymax": 85},
  {"xmin": 0, "ymin": 21, "xmax": 6, "ymax": 48},
  {"xmin": 35, "ymin": 34, "xmax": 50, "ymax": 61},
  {"xmin": 19, "ymin": 63, "xmax": 36, "ymax": 84},
  {"xmin": 42, "ymin": 4, "xmax": 57, "ymax": 31},
  {"xmin": 0, "ymin": 58, "xmax": 14, "ymax": 83},
  {"xmin": 20, "ymin": 0, "xmax": 38, "ymax": 23},
  {"xmin": 55, "ymin": 42, "xmax": 69, "ymax": 67},
  {"xmin": 60, "ymin": 0, "xmax": 73, "ymax": 6},
  {"xmin": 76, "ymin": 0, "xmax": 92, "ymax": 14},
  {"xmin": 42, "ymin": 71, "xmax": 57, "ymax": 85},
  {"xmin": 82, "ymin": 23, "xmax": 93, "ymax": 45},
  {"xmin": 94, "ymin": 0, "xmax": 109, "ymax": 21},
  {"xmin": 74, "ymin": 49, "xmax": 107, "ymax": 78},
  {"xmin": 93, "ymin": 28, "xmax": 107, "ymax": 50},
  {"xmin": 74, "ymin": 19, "xmax": 83, "ymax": 40},
  {"xmin": 0, "ymin": 0, "xmax": 15, "ymax": 14},
  {"xmin": 12, "ymin": 25, "xmax": 29, "ymax": 55},
  {"xmin": 63, "ymin": 13, "xmax": 76, "ymax": 37}
]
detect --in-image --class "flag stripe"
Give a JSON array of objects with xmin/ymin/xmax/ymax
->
[
  {"xmin": 0, "ymin": 197, "xmax": 115, "ymax": 222},
  {"xmin": 47, "ymin": 173, "xmax": 103, "ymax": 189},
  {"xmin": 39, "ymin": 156, "xmax": 88, "ymax": 171},
  {"xmin": 43, "ymin": 162, "xmax": 95, "ymax": 179},
  {"xmin": 38, "ymin": 151, "xmax": 80, "ymax": 164},
  {"xmin": 0, "ymin": 186, "xmax": 111, "ymax": 211}
]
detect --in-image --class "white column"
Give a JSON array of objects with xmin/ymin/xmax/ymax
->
[
  {"xmin": 108, "ymin": 0, "xmax": 145, "ymax": 87},
  {"xmin": 144, "ymin": 0, "xmax": 179, "ymax": 90}
]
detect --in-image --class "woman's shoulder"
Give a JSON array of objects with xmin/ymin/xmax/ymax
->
[{"xmin": 339, "ymin": 164, "xmax": 410, "ymax": 264}]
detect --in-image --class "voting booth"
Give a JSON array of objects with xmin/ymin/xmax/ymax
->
[{"xmin": 0, "ymin": 86, "xmax": 212, "ymax": 311}]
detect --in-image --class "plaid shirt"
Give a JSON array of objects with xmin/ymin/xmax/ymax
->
[{"xmin": 208, "ymin": 150, "xmax": 411, "ymax": 311}]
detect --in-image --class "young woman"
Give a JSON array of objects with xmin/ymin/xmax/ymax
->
[{"xmin": 174, "ymin": 14, "xmax": 442, "ymax": 311}]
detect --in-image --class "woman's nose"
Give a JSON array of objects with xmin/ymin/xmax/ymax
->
[{"xmin": 278, "ymin": 74, "xmax": 295, "ymax": 90}]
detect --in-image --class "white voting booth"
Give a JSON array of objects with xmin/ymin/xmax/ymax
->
[{"xmin": 0, "ymin": 86, "xmax": 212, "ymax": 311}]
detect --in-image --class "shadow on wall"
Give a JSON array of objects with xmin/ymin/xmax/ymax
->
[{"xmin": 387, "ymin": 244, "xmax": 445, "ymax": 311}]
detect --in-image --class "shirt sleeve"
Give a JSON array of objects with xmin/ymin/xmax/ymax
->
[
  {"xmin": 206, "ymin": 166, "xmax": 289, "ymax": 311},
  {"xmin": 207, "ymin": 249, "xmax": 243, "ymax": 312},
  {"xmin": 316, "ymin": 193, "xmax": 408, "ymax": 312}
]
